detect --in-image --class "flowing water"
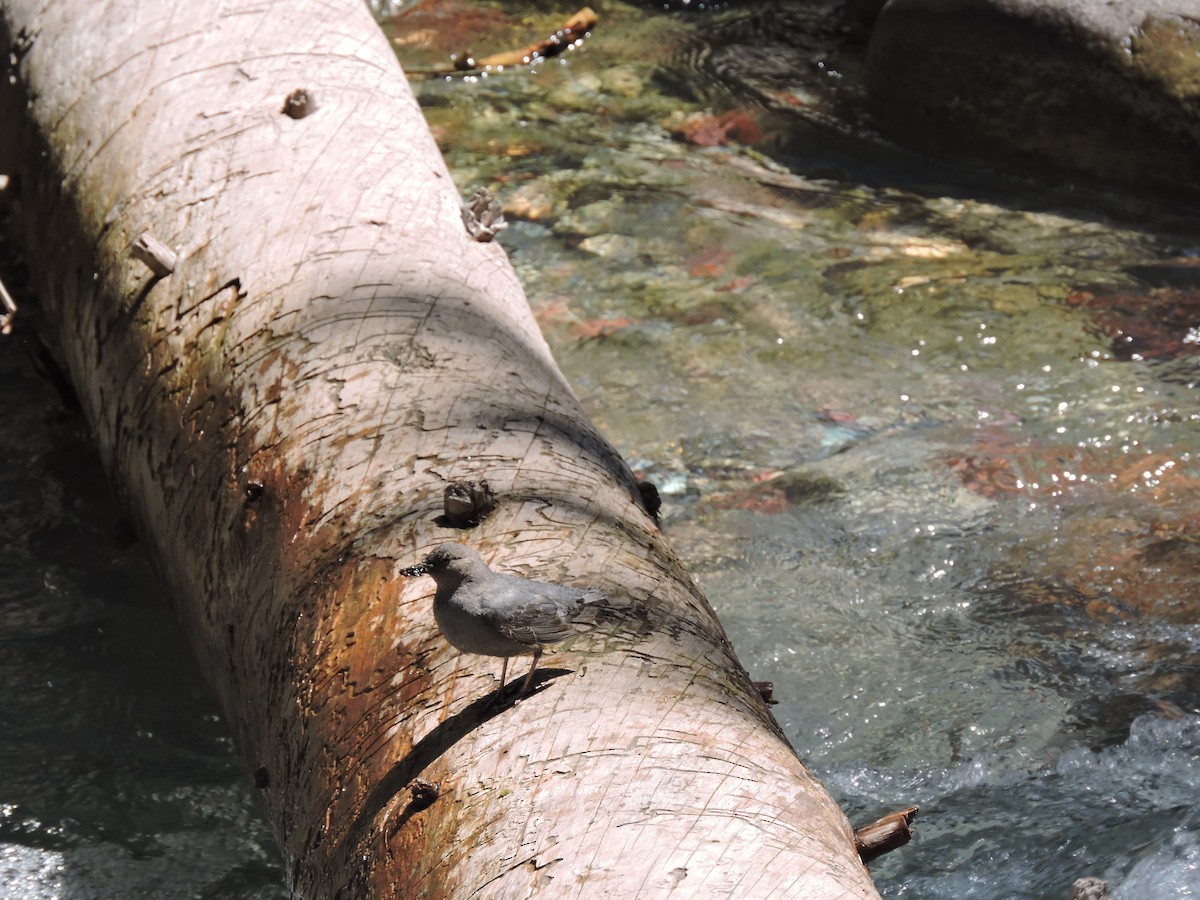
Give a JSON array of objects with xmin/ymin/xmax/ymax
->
[{"xmin": 3, "ymin": 1, "xmax": 1200, "ymax": 897}]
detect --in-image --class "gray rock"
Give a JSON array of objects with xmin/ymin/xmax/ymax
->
[{"xmin": 863, "ymin": 0, "xmax": 1200, "ymax": 194}]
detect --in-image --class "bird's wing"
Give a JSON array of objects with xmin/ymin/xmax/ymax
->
[{"xmin": 485, "ymin": 581, "xmax": 603, "ymax": 648}]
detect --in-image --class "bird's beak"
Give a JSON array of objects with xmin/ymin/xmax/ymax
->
[{"xmin": 400, "ymin": 563, "xmax": 428, "ymax": 577}]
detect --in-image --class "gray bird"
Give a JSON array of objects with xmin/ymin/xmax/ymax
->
[{"xmin": 400, "ymin": 543, "xmax": 607, "ymax": 697}]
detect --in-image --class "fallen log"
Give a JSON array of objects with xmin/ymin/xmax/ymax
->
[{"xmin": 0, "ymin": 0, "xmax": 881, "ymax": 895}]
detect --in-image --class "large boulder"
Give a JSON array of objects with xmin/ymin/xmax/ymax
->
[{"xmin": 863, "ymin": 0, "xmax": 1200, "ymax": 194}]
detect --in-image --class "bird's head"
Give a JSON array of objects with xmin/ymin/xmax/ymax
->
[{"xmin": 400, "ymin": 543, "xmax": 490, "ymax": 586}]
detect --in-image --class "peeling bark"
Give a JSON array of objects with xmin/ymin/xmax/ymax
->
[{"xmin": 0, "ymin": 0, "xmax": 880, "ymax": 896}]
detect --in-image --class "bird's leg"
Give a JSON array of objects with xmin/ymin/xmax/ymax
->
[
  {"xmin": 517, "ymin": 647, "xmax": 543, "ymax": 698},
  {"xmin": 484, "ymin": 657, "xmax": 512, "ymax": 709}
]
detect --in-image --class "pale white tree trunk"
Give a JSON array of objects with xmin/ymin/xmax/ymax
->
[{"xmin": 0, "ymin": 0, "xmax": 881, "ymax": 896}]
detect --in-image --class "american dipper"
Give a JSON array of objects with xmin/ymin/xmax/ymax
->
[{"xmin": 400, "ymin": 543, "xmax": 607, "ymax": 697}]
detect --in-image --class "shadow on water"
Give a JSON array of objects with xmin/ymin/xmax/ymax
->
[{"xmin": 0, "ymin": 329, "xmax": 286, "ymax": 896}]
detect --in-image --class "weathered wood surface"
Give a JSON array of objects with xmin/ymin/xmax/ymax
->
[{"xmin": 0, "ymin": 0, "xmax": 880, "ymax": 896}]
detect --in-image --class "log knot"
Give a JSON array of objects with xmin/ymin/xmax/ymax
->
[
  {"xmin": 462, "ymin": 187, "xmax": 507, "ymax": 242},
  {"xmin": 282, "ymin": 88, "xmax": 317, "ymax": 119},
  {"xmin": 438, "ymin": 479, "xmax": 496, "ymax": 527}
]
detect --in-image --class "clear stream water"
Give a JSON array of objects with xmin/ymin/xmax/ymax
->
[{"xmin": 4, "ymin": 1, "xmax": 1200, "ymax": 897}]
